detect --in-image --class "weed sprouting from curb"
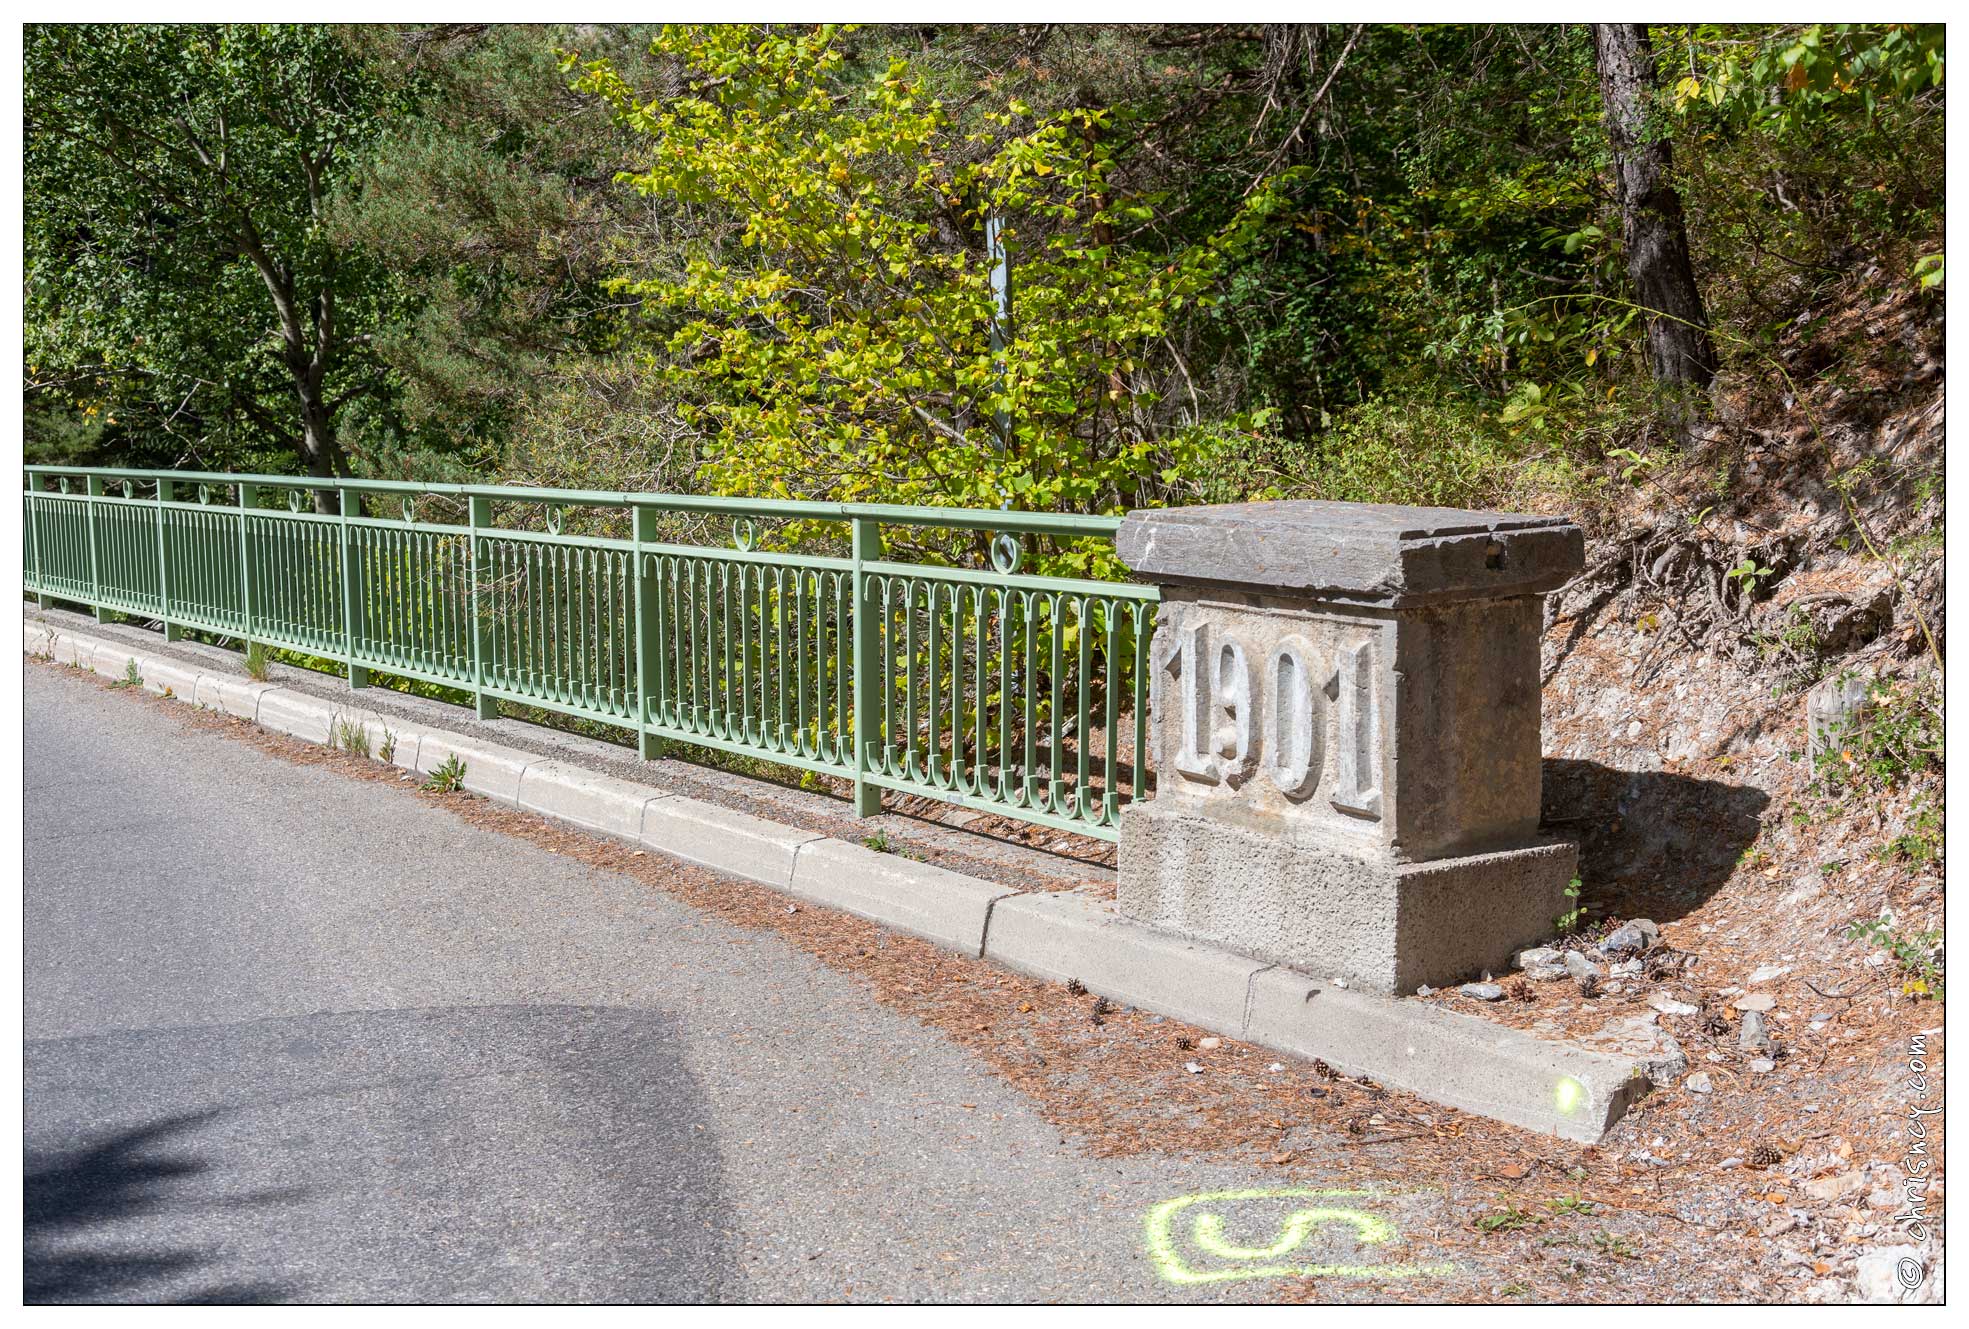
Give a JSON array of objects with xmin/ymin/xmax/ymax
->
[
  {"xmin": 863, "ymin": 830, "xmax": 895, "ymax": 854},
  {"xmin": 334, "ymin": 716, "xmax": 373, "ymax": 759},
  {"xmin": 109, "ymin": 658, "xmax": 142, "ymax": 689},
  {"xmin": 378, "ymin": 728, "xmax": 399, "ymax": 764},
  {"xmin": 424, "ymin": 753, "xmax": 467, "ymax": 794},
  {"xmin": 244, "ymin": 640, "xmax": 270, "ymax": 681}
]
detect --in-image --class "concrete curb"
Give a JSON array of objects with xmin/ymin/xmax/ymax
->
[
  {"xmin": 23, "ymin": 609, "xmax": 1655, "ymax": 1143},
  {"xmin": 789, "ymin": 839, "xmax": 1020, "ymax": 956}
]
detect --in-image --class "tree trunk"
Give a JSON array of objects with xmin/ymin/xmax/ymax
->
[{"xmin": 1594, "ymin": 22, "xmax": 1718, "ymax": 392}]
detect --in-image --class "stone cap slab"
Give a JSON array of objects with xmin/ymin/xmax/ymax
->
[{"xmin": 1116, "ymin": 500, "xmax": 1584, "ymax": 606}]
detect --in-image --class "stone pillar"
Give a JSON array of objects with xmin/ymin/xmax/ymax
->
[{"xmin": 1115, "ymin": 501, "xmax": 1585, "ymax": 996}]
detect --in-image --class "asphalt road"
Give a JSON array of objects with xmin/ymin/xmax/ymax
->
[{"xmin": 24, "ymin": 663, "xmax": 1424, "ymax": 1304}]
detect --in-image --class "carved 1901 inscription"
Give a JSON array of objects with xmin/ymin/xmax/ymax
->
[{"xmin": 1159, "ymin": 621, "xmax": 1382, "ymax": 820}]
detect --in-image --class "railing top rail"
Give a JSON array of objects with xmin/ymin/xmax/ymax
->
[{"xmin": 22, "ymin": 465, "xmax": 1124, "ymax": 539}]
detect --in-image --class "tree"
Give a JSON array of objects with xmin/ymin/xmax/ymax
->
[
  {"xmin": 569, "ymin": 24, "xmax": 1298, "ymax": 570},
  {"xmin": 1593, "ymin": 22, "xmax": 1718, "ymax": 391},
  {"xmin": 24, "ymin": 24, "xmax": 405, "ymax": 501}
]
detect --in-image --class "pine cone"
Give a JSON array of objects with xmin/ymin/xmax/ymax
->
[{"xmin": 1749, "ymin": 1143, "xmax": 1784, "ymax": 1168}]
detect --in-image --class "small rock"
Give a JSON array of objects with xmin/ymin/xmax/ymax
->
[
  {"xmin": 1686, "ymin": 1072, "xmax": 1713, "ymax": 1094},
  {"xmin": 1183, "ymin": 1061, "xmax": 1203, "ymax": 1075},
  {"xmin": 1854, "ymin": 1245, "xmax": 1927, "ymax": 1304},
  {"xmin": 1524, "ymin": 964, "xmax": 1570, "ymax": 983},
  {"xmin": 1868, "ymin": 1188, "xmax": 1900, "ymax": 1211},
  {"xmin": 1748, "ymin": 964, "xmax": 1792, "ymax": 984},
  {"xmin": 1197, "ymin": 1036, "xmax": 1222, "ymax": 1051},
  {"xmin": 1612, "ymin": 958, "xmax": 1643, "ymax": 976},
  {"xmin": 1514, "ymin": 946, "xmax": 1562, "ymax": 969},
  {"xmin": 1565, "ymin": 951, "xmax": 1603, "ymax": 982},
  {"xmin": 1649, "ymin": 994, "xmax": 1700, "ymax": 1016},
  {"xmin": 1740, "ymin": 1009, "xmax": 1775, "ymax": 1052},
  {"xmin": 1601, "ymin": 923, "xmax": 1649, "ymax": 954},
  {"xmin": 1807, "ymin": 672, "xmax": 1873, "ymax": 764},
  {"xmin": 1761, "ymin": 1210, "xmax": 1802, "ymax": 1238},
  {"xmin": 1415, "ymin": 984, "xmax": 1435, "ymax": 997},
  {"xmin": 1734, "ymin": 993, "xmax": 1777, "ymax": 1012},
  {"xmin": 1803, "ymin": 1171, "xmax": 1867, "ymax": 1203},
  {"xmin": 1332, "ymin": 977, "xmax": 1349, "ymax": 989},
  {"xmin": 1267, "ymin": 1062, "xmax": 1285, "ymax": 1072},
  {"xmin": 1749, "ymin": 1059, "xmax": 1777, "ymax": 1073},
  {"xmin": 1632, "ymin": 918, "xmax": 1660, "ymax": 946},
  {"xmin": 1717, "ymin": 1156, "xmax": 1743, "ymax": 1170},
  {"xmin": 1460, "ymin": 982, "xmax": 1505, "ymax": 1001}
]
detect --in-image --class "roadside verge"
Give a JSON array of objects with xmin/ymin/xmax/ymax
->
[{"xmin": 23, "ymin": 607, "xmax": 1673, "ymax": 1141}]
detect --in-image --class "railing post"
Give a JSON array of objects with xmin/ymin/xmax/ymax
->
[
  {"xmin": 236, "ymin": 481, "xmax": 258, "ymax": 646},
  {"xmin": 26, "ymin": 477, "xmax": 51, "ymax": 609},
  {"xmin": 632, "ymin": 505, "xmax": 665, "ymax": 761},
  {"xmin": 850, "ymin": 515, "xmax": 882, "ymax": 816},
  {"xmin": 336, "ymin": 484, "xmax": 369, "ymax": 689},
  {"xmin": 158, "ymin": 479, "xmax": 181, "ymax": 640},
  {"xmin": 84, "ymin": 476, "xmax": 110, "ymax": 623},
  {"xmin": 468, "ymin": 495, "xmax": 497, "ymax": 719}
]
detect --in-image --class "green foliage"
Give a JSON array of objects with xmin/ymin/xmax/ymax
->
[
  {"xmin": 1844, "ymin": 917, "xmax": 1943, "ymax": 999},
  {"xmin": 1555, "ymin": 876, "xmax": 1588, "ymax": 936},
  {"xmin": 110, "ymin": 658, "xmax": 143, "ymax": 689},
  {"xmin": 23, "ymin": 25, "xmax": 411, "ymax": 478},
  {"xmin": 1877, "ymin": 797, "xmax": 1943, "ymax": 867},
  {"xmin": 567, "ymin": 24, "xmax": 1300, "ymax": 569},
  {"xmin": 423, "ymin": 753, "xmax": 468, "ymax": 794},
  {"xmin": 378, "ymin": 728, "xmax": 400, "ymax": 764},
  {"xmin": 333, "ymin": 717, "xmax": 373, "ymax": 758},
  {"xmin": 244, "ymin": 640, "xmax": 271, "ymax": 681},
  {"xmin": 1475, "ymin": 1201, "xmax": 1543, "ymax": 1234},
  {"xmin": 1812, "ymin": 671, "xmax": 1944, "ymax": 793}
]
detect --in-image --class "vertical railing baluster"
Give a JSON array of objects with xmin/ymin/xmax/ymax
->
[
  {"xmin": 633, "ymin": 506, "xmax": 664, "ymax": 760},
  {"xmin": 469, "ymin": 495, "xmax": 496, "ymax": 718},
  {"xmin": 237, "ymin": 482, "xmax": 260, "ymax": 644},
  {"xmin": 337, "ymin": 485, "xmax": 368, "ymax": 688},
  {"xmin": 85, "ymin": 476, "xmax": 109, "ymax": 622},
  {"xmin": 850, "ymin": 516, "xmax": 881, "ymax": 816},
  {"xmin": 156, "ymin": 479, "xmax": 181, "ymax": 640}
]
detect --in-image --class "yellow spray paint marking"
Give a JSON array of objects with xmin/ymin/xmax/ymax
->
[{"xmin": 1145, "ymin": 1187, "xmax": 1455, "ymax": 1287}]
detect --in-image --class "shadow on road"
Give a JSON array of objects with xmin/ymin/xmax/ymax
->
[
  {"xmin": 24, "ymin": 1006, "xmax": 737, "ymax": 1304},
  {"xmin": 25, "ymin": 1112, "xmax": 295, "ymax": 1304}
]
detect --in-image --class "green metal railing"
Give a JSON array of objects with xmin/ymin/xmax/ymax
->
[{"xmin": 23, "ymin": 466, "xmax": 1158, "ymax": 841}]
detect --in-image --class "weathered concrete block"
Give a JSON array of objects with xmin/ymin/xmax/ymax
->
[
  {"xmin": 515, "ymin": 760, "xmax": 660, "ymax": 842},
  {"xmin": 1116, "ymin": 501, "xmax": 1584, "ymax": 608},
  {"xmin": 1120, "ymin": 798, "xmax": 1574, "ymax": 995},
  {"xmin": 982, "ymin": 890, "xmax": 1268, "ymax": 1032},
  {"xmin": 1242, "ymin": 967, "xmax": 1647, "ymax": 1142},
  {"xmin": 1115, "ymin": 499, "xmax": 1583, "ymax": 993},
  {"xmin": 638, "ymin": 795, "xmax": 823, "ymax": 888},
  {"xmin": 789, "ymin": 840, "xmax": 1019, "ymax": 955}
]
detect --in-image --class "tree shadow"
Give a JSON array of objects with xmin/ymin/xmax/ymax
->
[
  {"xmin": 1541, "ymin": 757, "xmax": 1770, "ymax": 926},
  {"xmin": 24, "ymin": 1112, "xmax": 295, "ymax": 1305}
]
